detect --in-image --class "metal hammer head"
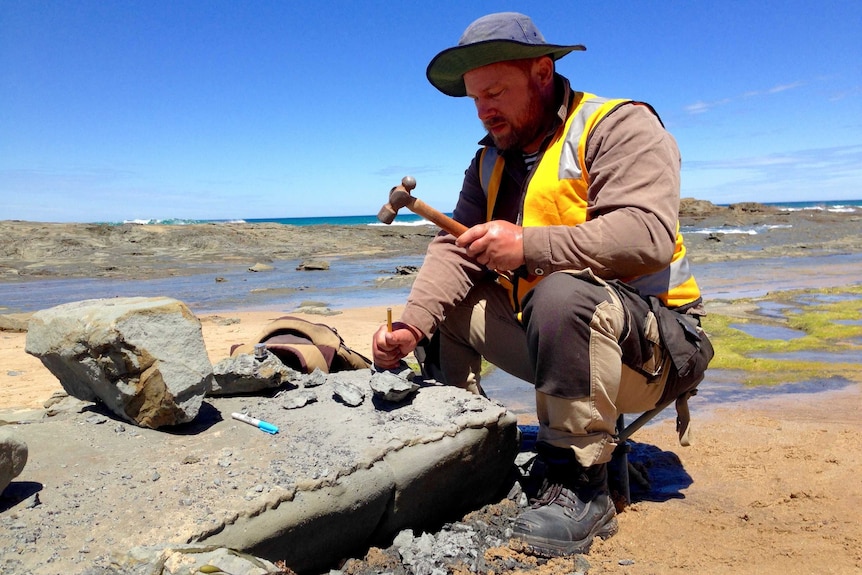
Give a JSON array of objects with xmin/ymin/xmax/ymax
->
[{"xmin": 377, "ymin": 176, "xmax": 417, "ymax": 225}]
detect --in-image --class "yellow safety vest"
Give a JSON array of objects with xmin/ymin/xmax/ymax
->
[{"xmin": 479, "ymin": 92, "xmax": 701, "ymax": 311}]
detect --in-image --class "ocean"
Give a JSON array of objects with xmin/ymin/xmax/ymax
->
[
  {"xmin": 120, "ymin": 213, "xmax": 434, "ymax": 227},
  {"xmin": 117, "ymin": 199, "xmax": 862, "ymax": 228}
]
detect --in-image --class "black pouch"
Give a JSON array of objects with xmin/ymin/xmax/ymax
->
[
  {"xmin": 607, "ymin": 280, "xmax": 666, "ymax": 380},
  {"xmin": 646, "ymin": 296, "xmax": 715, "ymax": 404}
]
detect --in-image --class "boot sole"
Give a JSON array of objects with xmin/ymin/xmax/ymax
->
[{"xmin": 515, "ymin": 511, "xmax": 619, "ymax": 558}]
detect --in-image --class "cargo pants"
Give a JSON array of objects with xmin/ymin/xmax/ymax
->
[{"xmin": 421, "ymin": 269, "xmax": 710, "ymax": 468}]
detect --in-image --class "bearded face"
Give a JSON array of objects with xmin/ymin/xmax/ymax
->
[
  {"xmin": 484, "ymin": 79, "xmax": 549, "ymax": 151},
  {"xmin": 464, "ymin": 58, "xmax": 556, "ymax": 153}
]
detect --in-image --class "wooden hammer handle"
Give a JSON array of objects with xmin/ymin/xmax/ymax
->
[
  {"xmin": 408, "ymin": 193, "xmax": 515, "ymax": 284},
  {"xmin": 408, "ymin": 197, "xmax": 469, "ymax": 238}
]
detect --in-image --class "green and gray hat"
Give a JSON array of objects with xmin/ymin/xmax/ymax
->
[{"xmin": 426, "ymin": 12, "xmax": 586, "ymax": 97}]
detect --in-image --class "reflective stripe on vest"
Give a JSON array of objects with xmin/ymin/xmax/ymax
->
[
  {"xmin": 478, "ymin": 146, "xmax": 505, "ymax": 222},
  {"xmin": 479, "ymin": 92, "xmax": 701, "ymax": 309}
]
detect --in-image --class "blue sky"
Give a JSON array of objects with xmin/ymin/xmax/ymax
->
[{"xmin": 1, "ymin": 1, "xmax": 860, "ymax": 223}]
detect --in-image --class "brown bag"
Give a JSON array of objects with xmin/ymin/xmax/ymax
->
[{"xmin": 230, "ymin": 316, "xmax": 372, "ymax": 373}]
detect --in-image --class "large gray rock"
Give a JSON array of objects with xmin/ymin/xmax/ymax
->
[
  {"xmin": 0, "ymin": 429, "xmax": 28, "ymax": 495},
  {"xmin": 24, "ymin": 297, "xmax": 212, "ymax": 429}
]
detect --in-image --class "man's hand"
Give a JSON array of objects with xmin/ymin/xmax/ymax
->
[
  {"xmin": 456, "ymin": 220, "xmax": 525, "ymax": 271},
  {"xmin": 372, "ymin": 321, "xmax": 423, "ymax": 369}
]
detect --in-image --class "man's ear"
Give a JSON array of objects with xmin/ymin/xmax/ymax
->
[{"xmin": 532, "ymin": 56, "xmax": 555, "ymax": 88}]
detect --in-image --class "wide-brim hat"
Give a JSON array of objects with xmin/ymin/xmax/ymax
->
[{"xmin": 426, "ymin": 12, "xmax": 585, "ymax": 97}]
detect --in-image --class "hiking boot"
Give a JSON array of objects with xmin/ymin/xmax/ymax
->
[{"xmin": 513, "ymin": 444, "xmax": 618, "ymax": 557}]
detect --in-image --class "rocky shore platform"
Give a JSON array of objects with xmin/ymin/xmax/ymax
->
[
  {"xmin": 1, "ymin": 365, "xmax": 519, "ymax": 574},
  {"xmin": 1, "ymin": 200, "xmax": 861, "ymax": 283}
]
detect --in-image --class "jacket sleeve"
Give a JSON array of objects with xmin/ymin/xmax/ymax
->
[
  {"xmin": 399, "ymin": 151, "xmax": 489, "ymax": 338},
  {"xmin": 522, "ymin": 102, "xmax": 681, "ymax": 280}
]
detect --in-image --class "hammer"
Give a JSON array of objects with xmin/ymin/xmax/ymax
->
[
  {"xmin": 378, "ymin": 176, "xmax": 516, "ymax": 285},
  {"xmin": 377, "ymin": 176, "xmax": 468, "ymax": 237}
]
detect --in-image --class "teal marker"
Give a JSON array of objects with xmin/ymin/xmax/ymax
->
[{"xmin": 231, "ymin": 412, "xmax": 279, "ymax": 434}]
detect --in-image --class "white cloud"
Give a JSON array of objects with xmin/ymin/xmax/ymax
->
[
  {"xmin": 685, "ymin": 81, "xmax": 805, "ymax": 114},
  {"xmin": 768, "ymin": 81, "xmax": 804, "ymax": 94},
  {"xmin": 682, "ymin": 144, "xmax": 862, "ymax": 203},
  {"xmin": 684, "ymin": 101, "xmax": 711, "ymax": 115}
]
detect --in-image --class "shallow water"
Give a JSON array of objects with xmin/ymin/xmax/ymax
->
[
  {"xmin": 796, "ymin": 292, "xmax": 862, "ymax": 305},
  {"xmin": 692, "ymin": 253, "xmax": 862, "ymax": 300},
  {"xmin": 752, "ymin": 349, "xmax": 862, "ymax": 363},
  {"xmin": 729, "ymin": 323, "xmax": 806, "ymax": 340},
  {"xmin": 481, "ymin": 367, "xmax": 858, "ymax": 426},
  {"xmin": 0, "ymin": 254, "xmax": 425, "ymax": 314},
  {"xmin": 2, "ymin": 252, "xmax": 861, "ymax": 314},
  {"xmin": 755, "ymin": 301, "xmax": 799, "ymax": 319}
]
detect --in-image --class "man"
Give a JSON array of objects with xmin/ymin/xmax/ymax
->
[{"xmin": 372, "ymin": 12, "xmax": 713, "ymax": 557}]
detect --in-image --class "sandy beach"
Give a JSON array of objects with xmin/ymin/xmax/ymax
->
[{"xmin": 1, "ymin": 203, "xmax": 861, "ymax": 574}]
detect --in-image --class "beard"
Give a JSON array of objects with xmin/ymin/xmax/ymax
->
[{"xmin": 483, "ymin": 80, "xmax": 551, "ymax": 152}]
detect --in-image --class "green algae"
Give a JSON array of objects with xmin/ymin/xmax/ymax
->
[{"xmin": 702, "ymin": 285, "xmax": 862, "ymax": 386}]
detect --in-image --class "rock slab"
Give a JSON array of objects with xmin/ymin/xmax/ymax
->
[
  {"xmin": 24, "ymin": 297, "xmax": 212, "ymax": 428},
  {"xmin": 0, "ymin": 373, "xmax": 518, "ymax": 575},
  {"xmin": 0, "ymin": 429, "xmax": 28, "ymax": 495}
]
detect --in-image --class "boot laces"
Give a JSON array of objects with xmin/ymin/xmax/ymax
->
[{"xmin": 529, "ymin": 479, "xmax": 566, "ymax": 508}]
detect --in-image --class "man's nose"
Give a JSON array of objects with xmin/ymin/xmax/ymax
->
[{"xmin": 475, "ymin": 100, "xmax": 496, "ymax": 120}]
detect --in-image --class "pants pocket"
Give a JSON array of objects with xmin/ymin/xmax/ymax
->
[{"xmin": 639, "ymin": 310, "xmax": 666, "ymax": 380}]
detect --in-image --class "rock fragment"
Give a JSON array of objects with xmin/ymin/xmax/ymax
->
[
  {"xmin": 211, "ymin": 353, "xmax": 301, "ymax": 396},
  {"xmin": 296, "ymin": 260, "xmax": 330, "ymax": 271},
  {"xmin": 371, "ymin": 370, "xmax": 420, "ymax": 403},
  {"xmin": 333, "ymin": 380, "xmax": 365, "ymax": 407},
  {"xmin": 280, "ymin": 389, "xmax": 318, "ymax": 409},
  {"xmin": 302, "ymin": 368, "xmax": 327, "ymax": 387},
  {"xmin": 292, "ymin": 303, "xmax": 339, "ymax": 315},
  {"xmin": 0, "ymin": 312, "xmax": 31, "ymax": 333}
]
